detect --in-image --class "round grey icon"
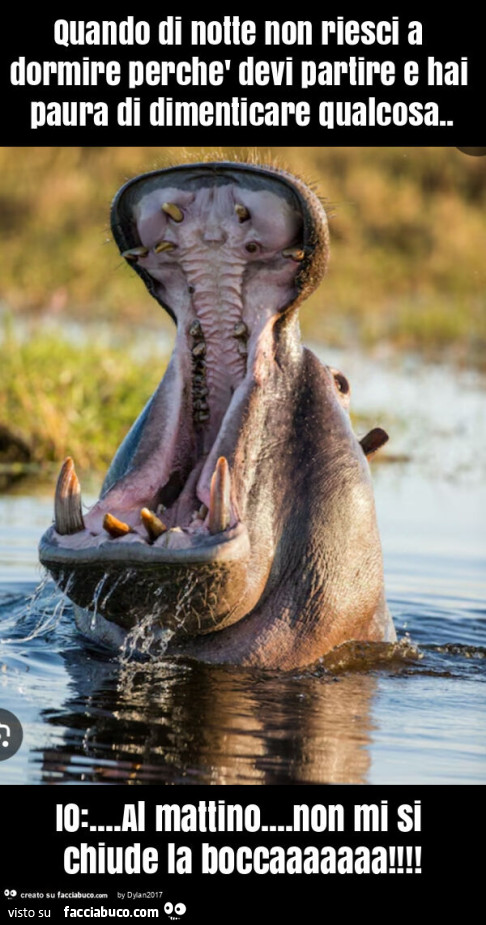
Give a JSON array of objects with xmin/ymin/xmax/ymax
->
[
  {"xmin": 0, "ymin": 709, "xmax": 23, "ymax": 760},
  {"xmin": 456, "ymin": 147, "xmax": 486, "ymax": 156}
]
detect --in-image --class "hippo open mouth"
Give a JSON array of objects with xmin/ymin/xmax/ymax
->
[{"xmin": 39, "ymin": 160, "xmax": 394, "ymax": 669}]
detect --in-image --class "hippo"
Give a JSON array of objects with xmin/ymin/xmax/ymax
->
[{"xmin": 39, "ymin": 159, "xmax": 395, "ymax": 669}]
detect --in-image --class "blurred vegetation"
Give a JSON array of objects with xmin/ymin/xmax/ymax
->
[
  {"xmin": 0, "ymin": 145, "xmax": 485, "ymax": 363},
  {"xmin": 0, "ymin": 320, "xmax": 164, "ymax": 479},
  {"xmin": 0, "ymin": 318, "xmax": 390, "ymax": 484}
]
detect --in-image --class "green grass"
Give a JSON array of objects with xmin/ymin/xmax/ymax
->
[
  {"xmin": 0, "ymin": 320, "xmax": 402, "ymax": 484},
  {"xmin": 0, "ymin": 321, "xmax": 164, "ymax": 477}
]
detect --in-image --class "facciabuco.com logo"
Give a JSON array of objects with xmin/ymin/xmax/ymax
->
[{"xmin": 63, "ymin": 907, "xmax": 159, "ymax": 917}]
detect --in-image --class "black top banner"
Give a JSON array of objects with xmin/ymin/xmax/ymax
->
[{"xmin": 2, "ymin": 11, "xmax": 484, "ymax": 145}]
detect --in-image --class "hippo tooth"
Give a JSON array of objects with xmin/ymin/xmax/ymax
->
[
  {"xmin": 233, "ymin": 321, "xmax": 248, "ymax": 337},
  {"xmin": 192, "ymin": 341, "xmax": 206, "ymax": 357},
  {"xmin": 209, "ymin": 457, "xmax": 231, "ymax": 535},
  {"xmin": 121, "ymin": 246, "xmax": 149, "ymax": 261},
  {"xmin": 103, "ymin": 513, "xmax": 133, "ymax": 538},
  {"xmin": 140, "ymin": 507, "xmax": 167, "ymax": 541},
  {"xmin": 360, "ymin": 427, "xmax": 389, "ymax": 458},
  {"xmin": 54, "ymin": 457, "xmax": 85, "ymax": 535},
  {"xmin": 189, "ymin": 318, "xmax": 203, "ymax": 337},
  {"xmin": 197, "ymin": 503, "xmax": 209, "ymax": 520},
  {"xmin": 154, "ymin": 240, "xmax": 176, "ymax": 253},
  {"xmin": 162, "ymin": 202, "xmax": 184, "ymax": 222},
  {"xmin": 282, "ymin": 247, "xmax": 305, "ymax": 261},
  {"xmin": 235, "ymin": 203, "xmax": 250, "ymax": 222}
]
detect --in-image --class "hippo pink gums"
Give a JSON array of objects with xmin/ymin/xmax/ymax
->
[{"xmin": 39, "ymin": 160, "xmax": 395, "ymax": 669}]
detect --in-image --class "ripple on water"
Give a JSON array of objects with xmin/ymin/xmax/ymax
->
[{"xmin": 0, "ymin": 571, "xmax": 484, "ymax": 785}]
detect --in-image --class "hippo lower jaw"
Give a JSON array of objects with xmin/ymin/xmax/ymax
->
[
  {"xmin": 39, "ymin": 329, "xmax": 279, "ymax": 636},
  {"xmin": 38, "ymin": 347, "xmax": 269, "ymax": 637},
  {"xmin": 39, "ymin": 160, "xmax": 394, "ymax": 668}
]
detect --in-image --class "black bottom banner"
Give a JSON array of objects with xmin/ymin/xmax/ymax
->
[{"xmin": 1, "ymin": 784, "xmax": 479, "ymax": 920}]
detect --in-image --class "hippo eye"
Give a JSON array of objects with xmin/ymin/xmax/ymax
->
[
  {"xmin": 245, "ymin": 242, "xmax": 259, "ymax": 253},
  {"xmin": 333, "ymin": 371, "xmax": 350, "ymax": 395}
]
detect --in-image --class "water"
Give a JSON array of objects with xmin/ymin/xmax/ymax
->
[{"xmin": 0, "ymin": 352, "xmax": 484, "ymax": 785}]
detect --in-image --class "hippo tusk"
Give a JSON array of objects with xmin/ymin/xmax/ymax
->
[
  {"xmin": 209, "ymin": 457, "xmax": 231, "ymax": 535},
  {"xmin": 54, "ymin": 457, "xmax": 85, "ymax": 535}
]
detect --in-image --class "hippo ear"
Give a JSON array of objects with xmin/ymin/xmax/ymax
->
[{"xmin": 360, "ymin": 427, "xmax": 389, "ymax": 458}]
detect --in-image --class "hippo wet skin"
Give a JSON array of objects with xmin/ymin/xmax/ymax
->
[{"xmin": 39, "ymin": 160, "xmax": 395, "ymax": 669}]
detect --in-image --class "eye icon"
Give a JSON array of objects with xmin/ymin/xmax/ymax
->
[
  {"xmin": 164, "ymin": 901, "xmax": 186, "ymax": 919},
  {"xmin": 4, "ymin": 890, "xmax": 17, "ymax": 898}
]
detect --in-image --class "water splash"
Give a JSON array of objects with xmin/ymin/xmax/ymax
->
[
  {"xmin": 119, "ymin": 612, "xmax": 173, "ymax": 662},
  {"xmin": 172, "ymin": 572, "xmax": 200, "ymax": 629},
  {"xmin": 301, "ymin": 635, "xmax": 486, "ymax": 681},
  {"xmin": 425, "ymin": 642, "xmax": 486, "ymax": 659},
  {"xmin": 0, "ymin": 570, "xmax": 73, "ymax": 644},
  {"xmin": 117, "ymin": 573, "xmax": 203, "ymax": 663},
  {"xmin": 304, "ymin": 636, "xmax": 423, "ymax": 677},
  {"xmin": 90, "ymin": 574, "xmax": 111, "ymax": 630}
]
